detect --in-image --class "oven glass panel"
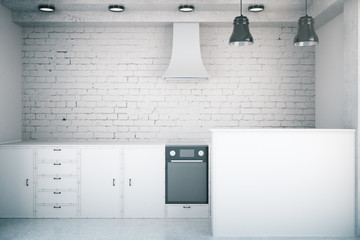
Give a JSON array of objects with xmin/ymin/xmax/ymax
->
[
  {"xmin": 167, "ymin": 162, "xmax": 208, "ymax": 203},
  {"xmin": 180, "ymin": 149, "xmax": 194, "ymax": 158}
]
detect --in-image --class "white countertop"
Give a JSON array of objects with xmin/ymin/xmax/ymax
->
[
  {"xmin": 210, "ymin": 128, "xmax": 356, "ymax": 133},
  {"xmin": 1, "ymin": 141, "xmax": 163, "ymax": 146},
  {"xmin": 1, "ymin": 129, "xmax": 354, "ymax": 146},
  {"xmin": 0, "ymin": 140, "xmax": 210, "ymax": 147}
]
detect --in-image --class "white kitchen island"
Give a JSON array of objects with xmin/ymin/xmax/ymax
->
[{"xmin": 211, "ymin": 129, "xmax": 355, "ymax": 237}]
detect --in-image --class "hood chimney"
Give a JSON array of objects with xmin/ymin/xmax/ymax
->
[{"xmin": 163, "ymin": 22, "xmax": 209, "ymax": 81}]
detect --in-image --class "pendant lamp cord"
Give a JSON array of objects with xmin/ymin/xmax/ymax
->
[
  {"xmin": 305, "ymin": 0, "xmax": 308, "ymax": 16},
  {"xmin": 240, "ymin": 0, "xmax": 242, "ymax": 16}
]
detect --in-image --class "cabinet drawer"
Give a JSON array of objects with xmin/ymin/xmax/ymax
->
[
  {"xmin": 37, "ymin": 148, "xmax": 77, "ymax": 162},
  {"xmin": 37, "ymin": 162, "xmax": 77, "ymax": 176},
  {"xmin": 37, "ymin": 177, "xmax": 78, "ymax": 190},
  {"xmin": 37, "ymin": 191, "xmax": 78, "ymax": 204},
  {"xmin": 36, "ymin": 205, "xmax": 78, "ymax": 218},
  {"xmin": 166, "ymin": 204, "xmax": 209, "ymax": 218}
]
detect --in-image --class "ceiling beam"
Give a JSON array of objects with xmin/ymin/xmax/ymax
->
[
  {"xmin": 12, "ymin": 10, "xmax": 302, "ymax": 27},
  {"xmin": 2, "ymin": 0, "xmax": 307, "ymax": 6},
  {"xmin": 5, "ymin": 0, "xmax": 346, "ymax": 27},
  {"xmin": 308, "ymin": 0, "xmax": 344, "ymax": 28}
]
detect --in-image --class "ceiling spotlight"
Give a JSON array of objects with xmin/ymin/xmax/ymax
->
[
  {"xmin": 108, "ymin": 5, "xmax": 125, "ymax": 12},
  {"xmin": 38, "ymin": 4, "xmax": 55, "ymax": 12},
  {"xmin": 179, "ymin": 5, "xmax": 195, "ymax": 12},
  {"xmin": 248, "ymin": 4, "xmax": 264, "ymax": 12}
]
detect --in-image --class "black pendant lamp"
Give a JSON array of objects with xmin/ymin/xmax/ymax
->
[
  {"xmin": 294, "ymin": 0, "xmax": 319, "ymax": 46},
  {"xmin": 229, "ymin": 0, "xmax": 254, "ymax": 46}
]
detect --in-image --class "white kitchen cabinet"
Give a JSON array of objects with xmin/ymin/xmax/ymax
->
[
  {"xmin": 36, "ymin": 205, "xmax": 78, "ymax": 218},
  {"xmin": 35, "ymin": 147, "xmax": 80, "ymax": 218},
  {"xmin": 81, "ymin": 148, "xmax": 121, "ymax": 218},
  {"xmin": 37, "ymin": 148, "xmax": 77, "ymax": 162},
  {"xmin": 166, "ymin": 204, "xmax": 209, "ymax": 218},
  {"xmin": 37, "ymin": 176, "xmax": 78, "ymax": 190},
  {"xmin": 37, "ymin": 162, "xmax": 78, "ymax": 176},
  {"xmin": 123, "ymin": 145, "xmax": 165, "ymax": 218},
  {"xmin": 0, "ymin": 148, "xmax": 34, "ymax": 218},
  {"xmin": 37, "ymin": 191, "xmax": 77, "ymax": 204},
  {"xmin": 0, "ymin": 143, "xmax": 171, "ymax": 219}
]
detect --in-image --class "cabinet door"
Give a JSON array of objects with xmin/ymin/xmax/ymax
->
[
  {"xmin": 124, "ymin": 146, "xmax": 165, "ymax": 218},
  {"xmin": 81, "ymin": 148, "xmax": 121, "ymax": 218},
  {"xmin": 0, "ymin": 148, "xmax": 34, "ymax": 218}
]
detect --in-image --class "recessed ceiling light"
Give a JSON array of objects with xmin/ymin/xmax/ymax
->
[
  {"xmin": 108, "ymin": 5, "xmax": 125, "ymax": 12},
  {"xmin": 248, "ymin": 4, "xmax": 265, "ymax": 12},
  {"xmin": 179, "ymin": 4, "xmax": 195, "ymax": 12},
  {"xmin": 38, "ymin": 4, "xmax": 55, "ymax": 12}
]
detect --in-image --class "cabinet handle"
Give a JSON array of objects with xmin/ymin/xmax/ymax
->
[
  {"xmin": 53, "ymin": 192, "xmax": 62, "ymax": 194},
  {"xmin": 129, "ymin": 179, "xmax": 132, "ymax": 186},
  {"xmin": 26, "ymin": 179, "xmax": 29, "ymax": 186},
  {"xmin": 53, "ymin": 149, "xmax": 61, "ymax": 151},
  {"xmin": 53, "ymin": 163, "xmax": 62, "ymax": 166},
  {"xmin": 183, "ymin": 206, "xmax": 191, "ymax": 209},
  {"xmin": 53, "ymin": 206, "xmax": 62, "ymax": 209},
  {"xmin": 113, "ymin": 179, "xmax": 115, "ymax": 186},
  {"xmin": 53, "ymin": 177, "xmax": 61, "ymax": 180}
]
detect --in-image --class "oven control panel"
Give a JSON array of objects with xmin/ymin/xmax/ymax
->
[{"xmin": 166, "ymin": 145, "xmax": 208, "ymax": 162}]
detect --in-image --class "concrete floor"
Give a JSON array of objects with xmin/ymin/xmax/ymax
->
[{"xmin": 0, "ymin": 219, "xmax": 359, "ymax": 240}]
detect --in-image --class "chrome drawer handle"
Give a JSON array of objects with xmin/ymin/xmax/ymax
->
[
  {"xmin": 53, "ymin": 192, "xmax": 62, "ymax": 194},
  {"xmin": 53, "ymin": 163, "xmax": 62, "ymax": 166},
  {"xmin": 183, "ymin": 206, "xmax": 191, "ymax": 209},
  {"xmin": 53, "ymin": 206, "xmax": 62, "ymax": 209},
  {"xmin": 53, "ymin": 149, "xmax": 61, "ymax": 151},
  {"xmin": 53, "ymin": 177, "xmax": 61, "ymax": 180},
  {"xmin": 113, "ymin": 179, "xmax": 115, "ymax": 186},
  {"xmin": 26, "ymin": 179, "xmax": 29, "ymax": 186},
  {"xmin": 129, "ymin": 179, "xmax": 132, "ymax": 186}
]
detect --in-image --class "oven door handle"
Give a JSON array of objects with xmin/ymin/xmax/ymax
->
[{"xmin": 170, "ymin": 160, "xmax": 203, "ymax": 163}]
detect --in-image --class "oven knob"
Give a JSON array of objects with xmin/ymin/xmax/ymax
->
[
  {"xmin": 198, "ymin": 150, "xmax": 204, "ymax": 157},
  {"xmin": 170, "ymin": 150, "xmax": 176, "ymax": 156}
]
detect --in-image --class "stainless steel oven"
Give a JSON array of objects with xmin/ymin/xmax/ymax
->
[{"xmin": 165, "ymin": 145, "xmax": 208, "ymax": 204}]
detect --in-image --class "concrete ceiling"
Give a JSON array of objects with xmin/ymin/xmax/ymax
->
[{"xmin": 1, "ymin": 0, "xmax": 344, "ymax": 27}]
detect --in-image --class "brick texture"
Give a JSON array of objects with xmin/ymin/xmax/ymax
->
[{"xmin": 22, "ymin": 26, "xmax": 315, "ymax": 142}]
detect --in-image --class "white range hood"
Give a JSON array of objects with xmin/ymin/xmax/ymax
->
[{"xmin": 163, "ymin": 22, "xmax": 209, "ymax": 81}]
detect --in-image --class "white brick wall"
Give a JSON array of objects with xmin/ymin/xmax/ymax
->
[{"xmin": 22, "ymin": 26, "xmax": 315, "ymax": 142}]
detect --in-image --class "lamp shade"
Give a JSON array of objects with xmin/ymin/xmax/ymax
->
[
  {"xmin": 294, "ymin": 15, "xmax": 319, "ymax": 46},
  {"xmin": 229, "ymin": 15, "xmax": 254, "ymax": 46}
]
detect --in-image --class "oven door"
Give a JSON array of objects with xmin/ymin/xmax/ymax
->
[{"xmin": 166, "ymin": 160, "xmax": 208, "ymax": 204}]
